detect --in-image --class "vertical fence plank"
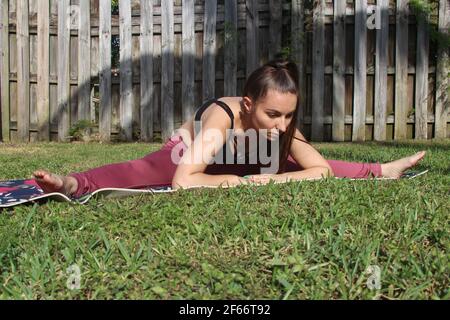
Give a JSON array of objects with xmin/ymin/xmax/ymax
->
[
  {"xmin": 374, "ymin": 0, "xmax": 388, "ymax": 141},
  {"xmin": 99, "ymin": 0, "xmax": 111, "ymax": 141},
  {"xmin": 161, "ymin": 0, "xmax": 174, "ymax": 141},
  {"xmin": 435, "ymin": 0, "xmax": 449, "ymax": 139},
  {"xmin": 57, "ymin": 0, "xmax": 70, "ymax": 141},
  {"xmin": 37, "ymin": 0, "xmax": 50, "ymax": 141},
  {"xmin": 268, "ymin": 0, "xmax": 282, "ymax": 60},
  {"xmin": 246, "ymin": 0, "xmax": 258, "ymax": 76},
  {"xmin": 140, "ymin": 0, "xmax": 153, "ymax": 141},
  {"xmin": 332, "ymin": 0, "xmax": 346, "ymax": 141},
  {"xmin": 182, "ymin": 0, "xmax": 195, "ymax": 122},
  {"xmin": 292, "ymin": 0, "xmax": 305, "ymax": 132},
  {"xmin": 17, "ymin": 0, "xmax": 30, "ymax": 141},
  {"xmin": 119, "ymin": 0, "xmax": 133, "ymax": 141},
  {"xmin": 353, "ymin": 0, "xmax": 367, "ymax": 141},
  {"xmin": 90, "ymin": 34, "xmax": 99, "ymax": 123},
  {"xmin": 203, "ymin": 1, "xmax": 217, "ymax": 101},
  {"xmin": 415, "ymin": 10, "xmax": 429, "ymax": 139},
  {"xmin": 224, "ymin": 0, "xmax": 237, "ymax": 97},
  {"xmin": 311, "ymin": 0, "xmax": 325, "ymax": 141},
  {"xmin": 0, "ymin": 0, "xmax": 10, "ymax": 141},
  {"xmin": 78, "ymin": 0, "xmax": 90, "ymax": 121},
  {"xmin": 395, "ymin": 0, "xmax": 408, "ymax": 139}
]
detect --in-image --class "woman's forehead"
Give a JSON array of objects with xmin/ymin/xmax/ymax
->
[{"xmin": 258, "ymin": 90, "xmax": 297, "ymax": 111}]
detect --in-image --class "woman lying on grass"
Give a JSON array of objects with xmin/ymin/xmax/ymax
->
[{"xmin": 33, "ymin": 59, "xmax": 426, "ymax": 197}]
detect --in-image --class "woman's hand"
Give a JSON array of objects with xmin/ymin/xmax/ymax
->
[{"xmin": 243, "ymin": 174, "xmax": 280, "ymax": 184}]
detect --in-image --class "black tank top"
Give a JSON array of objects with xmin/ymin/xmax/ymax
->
[{"xmin": 194, "ymin": 99, "xmax": 237, "ymax": 163}]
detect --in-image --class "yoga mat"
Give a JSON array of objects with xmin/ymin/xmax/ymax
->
[{"xmin": 0, "ymin": 170, "xmax": 428, "ymax": 208}]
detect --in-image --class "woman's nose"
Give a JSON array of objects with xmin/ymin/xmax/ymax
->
[{"xmin": 277, "ymin": 118, "xmax": 287, "ymax": 132}]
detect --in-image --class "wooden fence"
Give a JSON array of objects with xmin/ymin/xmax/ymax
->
[{"xmin": 0, "ymin": 0, "xmax": 449, "ymax": 143}]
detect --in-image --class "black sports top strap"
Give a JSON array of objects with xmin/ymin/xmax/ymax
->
[{"xmin": 194, "ymin": 99, "xmax": 234, "ymax": 130}]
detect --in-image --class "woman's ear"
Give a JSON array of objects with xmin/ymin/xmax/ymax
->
[{"xmin": 242, "ymin": 96, "xmax": 253, "ymax": 114}]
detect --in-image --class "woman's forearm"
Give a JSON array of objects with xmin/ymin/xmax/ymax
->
[
  {"xmin": 172, "ymin": 172, "xmax": 246, "ymax": 190},
  {"xmin": 275, "ymin": 166, "xmax": 334, "ymax": 182}
]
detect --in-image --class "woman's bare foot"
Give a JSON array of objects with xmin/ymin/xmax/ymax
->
[
  {"xmin": 33, "ymin": 170, "xmax": 77, "ymax": 195},
  {"xmin": 380, "ymin": 151, "xmax": 426, "ymax": 179}
]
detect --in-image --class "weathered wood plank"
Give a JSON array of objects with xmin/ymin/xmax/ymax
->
[
  {"xmin": 394, "ymin": 0, "xmax": 408, "ymax": 139},
  {"xmin": 17, "ymin": 0, "xmax": 30, "ymax": 141},
  {"xmin": 37, "ymin": 0, "xmax": 50, "ymax": 141},
  {"xmin": 0, "ymin": 0, "xmax": 10, "ymax": 141},
  {"xmin": 353, "ymin": 0, "xmax": 367, "ymax": 141},
  {"xmin": 99, "ymin": 0, "xmax": 111, "ymax": 141},
  {"xmin": 161, "ymin": 0, "xmax": 174, "ymax": 141},
  {"xmin": 203, "ymin": 1, "xmax": 217, "ymax": 101},
  {"xmin": 435, "ymin": 0, "xmax": 449, "ymax": 139},
  {"xmin": 119, "ymin": 0, "xmax": 133, "ymax": 141},
  {"xmin": 415, "ymin": 9, "xmax": 429, "ymax": 139},
  {"xmin": 140, "ymin": 0, "xmax": 153, "ymax": 141},
  {"xmin": 311, "ymin": 0, "xmax": 325, "ymax": 142},
  {"xmin": 182, "ymin": 0, "xmax": 195, "ymax": 122},
  {"xmin": 332, "ymin": 0, "xmax": 345, "ymax": 141},
  {"xmin": 78, "ymin": 0, "xmax": 91, "ymax": 121},
  {"xmin": 292, "ymin": 0, "xmax": 305, "ymax": 132},
  {"xmin": 246, "ymin": 0, "xmax": 258, "ymax": 76},
  {"xmin": 268, "ymin": 0, "xmax": 282, "ymax": 60},
  {"xmin": 374, "ymin": 0, "xmax": 389, "ymax": 141},
  {"xmin": 224, "ymin": 0, "xmax": 237, "ymax": 97},
  {"xmin": 57, "ymin": 0, "xmax": 70, "ymax": 141}
]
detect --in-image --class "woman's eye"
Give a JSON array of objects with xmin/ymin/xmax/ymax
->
[
  {"xmin": 286, "ymin": 113, "xmax": 294, "ymax": 118},
  {"xmin": 268, "ymin": 114, "xmax": 278, "ymax": 118}
]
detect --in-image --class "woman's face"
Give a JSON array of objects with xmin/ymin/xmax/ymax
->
[{"xmin": 244, "ymin": 89, "xmax": 297, "ymax": 140}]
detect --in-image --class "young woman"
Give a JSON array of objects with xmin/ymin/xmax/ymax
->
[{"xmin": 33, "ymin": 59, "xmax": 426, "ymax": 197}]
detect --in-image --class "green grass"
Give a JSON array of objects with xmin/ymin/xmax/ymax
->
[{"xmin": 0, "ymin": 139, "xmax": 448, "ymax": 299}]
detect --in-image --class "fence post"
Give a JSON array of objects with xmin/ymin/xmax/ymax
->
[
  {"xmin": 140, "ymin": 0, "xmax": 154, "ymax": 142},
  {"xmin": 374, "ymin": 0, "xmax": 389, "ymax": 141},
  {"xmin": 57, "ymin": 0, "xmax": 70, "ymax": 142},
  {"xmin": 17, "ymin": 0, "xmax": 30, "ymax": 142},
  {"xmin": 78, "ymin": 0, "xmax": 91, "ymax": 122},
  {"xmin": 292, "ymin": 0, "xmax": 306, "ymax": 133},
  {"xmin": 161, "ymin": 0, "xmax": 174, "ymax": 142},
  {"xmin": 269, "ymin": 0, "xmax": 282, "ymax": 60},
  {"xmin": 353, "ymin": 0, "xmax": 367, "ymax": 141},
  {"xmin": 224, "ymin": 0, "xmax": 237, "ymax": 97},
  {"xmin": 333, "ymin": 0, "xmax": 346, "ymax": 142},
  {"xmin": 246, "ymin": 0, "xmax": 258, "ymax": 77},
  {"xmin": 37, "ymin": 0, "xmax": 50, "ymax": 141},
  {"xmin": 312, "ymin": 0, "xmax": 325, "ymax": 142},
  {"xmin": 203, "ymin": 1, "xmax": 217, "ymax": 101},
  {"xmin": 99, "ymin": 0, "xmax": 111, "ymax": 141},
  {"xmin": 182, "ymin": 0, "xmax": 195, "ymax": 123},
  {"xmin": 415, "ymin": 8, "xmax": 430, "ymax": 140},
  {"xmin": 395, "ymin": 0, "xmax": 409, "ymax": 140},
  {"xmin": 119, "ymin": 0, "xmax": 133, "ymax": 141},
  {"xmin": 435, "ymin": 0, "xmax": 449, "ymax": 139},
  {"xmin": 0, "ymin": 0, "xmax": 10, "ymax": 142}
]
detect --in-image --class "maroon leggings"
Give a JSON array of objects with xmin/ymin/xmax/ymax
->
[{"xmin": 70, "ymin": 135, "xmax": 381, "ymax": 197}]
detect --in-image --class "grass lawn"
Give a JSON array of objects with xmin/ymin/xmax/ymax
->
[{"xmin": 0, "ymin": 139, "xmax": 448, "ymax": 299}]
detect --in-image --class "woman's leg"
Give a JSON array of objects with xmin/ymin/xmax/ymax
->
[
  {"xmin": 284, "ymin": 151, "xmax": 426, "ymax": 179},
  {"xmin": 34, "ymin": 136, "xmax": 186, "ymax": 197},
  {"xmin": 284, "ymin": 156, "xmax": 381, "ymax": 178}
]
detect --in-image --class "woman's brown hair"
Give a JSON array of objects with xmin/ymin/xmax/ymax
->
[{"xmin": 243, "ymin": 58, "xmax": 302, "ymax": 173}]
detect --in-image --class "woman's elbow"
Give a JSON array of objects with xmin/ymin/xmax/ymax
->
[
  {"xmin": 172, "ymin": 177, "xmax": 189, "ymax": 190},
  {"xmin": 171, "ymin": 172, "xmax": 191, "ymax": 190},
  {"xmin": 316, "ymin": 165, "xmax": 334, "ymax": 178},
  {"xmin": 323, "ymin": 166, "xmax": 334, "ymax": 178}
]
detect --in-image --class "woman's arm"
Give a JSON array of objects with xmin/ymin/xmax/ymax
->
[
  {"xmin": 171, "ymin": 103, "xmax": 246, "ymax": 190},
  {"xmin": 244, "ymin": 129, "xmax": 333, "ymax": 184}
]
